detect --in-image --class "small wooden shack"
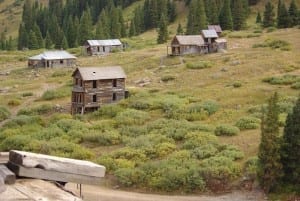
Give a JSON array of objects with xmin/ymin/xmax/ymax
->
[
  {"xmin": 28, "ymin": 50, "xmax": 76, "ymax": 68},
  {"xmin": 84, "ymin": 39, "xmax": 123, "ymax": 56},
  {"xmin": 201, "ymin": 29, "xmax": 219, "ymax": 53},
  {"xmin": 208, "ymin": 25, "xmax": 223, "ymax": 37},
  {"xmin": 71, "ymin": 66, "xmax": 126, "ymax": 114},
  {"xmin": 168, "ymin": 35, "xmax": 208, "ymax": 56}
]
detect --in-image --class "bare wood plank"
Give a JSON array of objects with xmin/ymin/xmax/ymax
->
[
  {"xmin": 9, "ymin": 150, "xmax": 105, "ymax": 177},
  {"xmin": 1, "ymin": 179, "xmax": 82, "ymax": 201},
  {"xmin": 7, "ymin": 162, "xmax": 104, "ymax": 185},
  {"xmin": 0, "ymin": 176, "xmax": 7, "ymax": 194},
  {"xmin": 0, "ymin": 152, "xmax": 9, "ymax": 164},
  {"xmin": 0, "ymin": 165, "xmax": 16, "ymax": 184}
]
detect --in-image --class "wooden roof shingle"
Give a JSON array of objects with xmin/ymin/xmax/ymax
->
[{"xmin": 172, "ymin": 35, "xmax": 205, "ymax": 46}]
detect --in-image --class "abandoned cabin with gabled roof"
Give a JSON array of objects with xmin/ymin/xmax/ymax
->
[
  {"xmin": 168, "ymin": 35, "xmax": 208, "ymax": 56},
  {"xmin": 208, "ymin": 25, "xmax": 223, "ymax": 36},
  {"xmin": 71, "ymin": 66, "xmax": 127, "ymax": 114},
  {"xmin": 84, "ymin": 39, "xmax": 123, "ymax": 56},
  {"xmin": 28, "ymin": 50, "xmax": 77, "ymax": 68},
  {"xmin": 168, "ymin": 27, "xmax": 227, "ymax": 56}
]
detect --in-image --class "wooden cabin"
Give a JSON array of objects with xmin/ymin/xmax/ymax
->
[
  {"xmin": 71, "ymin": 66, "xmax": 126, "ymax": 115},
  {"xmin": 201, "ymin": 29, "xmax": 219, "ymax": 53},
  {"xmin": 208, "ymin": 25, "xmax": 223, "ymax": 37},
  {"xmin": 84, "ymin": 39, "xmax": 123, "ymax": 56},
  {"xmin": 168, "ymin": 35, "xmax": 208, "ymax": 56},
  {"xmin": 28, "ymin": 50, "xmax": 76, "ymax": 68}
]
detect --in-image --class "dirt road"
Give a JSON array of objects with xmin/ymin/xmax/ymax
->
[{"xmin": 66, "ymin": 183, "xmax": 266, "ymax": 201}]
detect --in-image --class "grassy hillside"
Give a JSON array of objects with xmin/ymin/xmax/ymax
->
[{"xmin": 0, "ymin": 25, "xmax": 299, "ymax": 196}]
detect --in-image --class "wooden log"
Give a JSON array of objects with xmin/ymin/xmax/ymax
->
[
  {"xmin": 7, "ymin": 162, "xmax": 103, "ymax": 186},
  {"xmin": 9, "ymin": 150, "xmax": 105, "ymax": 177},
  {"xmin": 0, "ymin": 152, "xmax": 9, "ymax": 164},
  {"xmin": 0, "ymin": 165, "xmax": 16, "ymax": 184}
]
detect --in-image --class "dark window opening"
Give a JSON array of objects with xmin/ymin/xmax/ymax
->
[
  {"xmin": 93, "ymin": 95, "xmax": 97, "ymax": 102},
  {"xmin": 80, "ymin": 80, "xmax": 83, "ymax": 87},
  {"xmin": 93, "ymin": 80, "xmax": 97, "ymax": 88},
  {"xmin": 75, "ymin": 78, "xmax": 78, "ymax": 85},
  {"xmin": 112, "ymin": 79, "xmax": 117, "ymax": 87},
  {"xmin": 97, "ymin": 46, "xmax": 100, "ymax": 52},
  {"xmin": 102, "ymin": 46, "xmax": 105, "ymax": 52},
  {"xmin": 112, "ymin": 93, "xmax": 117, "ymax": 101},
  {"xmin": 60, "ymin": 60, "xmax": 63, "ymax": 64}
]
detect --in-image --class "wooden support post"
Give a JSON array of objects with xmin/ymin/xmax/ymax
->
[{"xmin": 0, "ymin": 165, "xmax": 16, "ymax": 184}]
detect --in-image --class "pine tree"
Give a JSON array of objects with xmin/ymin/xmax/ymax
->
[
  {"xmin": 256, "ymin": 12, "xmax": 262, "ymax": 23},
  {"xmin": 129, "ymin": 20, "xmax": 136, "ymax": 37},
  {"xmin": 61, "ymin": 35, "xmax": 69, "ymax": 49},
  {"xmin": 277, "ymin": 2, "xmax": 289, "ymax": 28},
  {"xmin": 78, "ymin": 8, "xmax": 93, "ymax": 44},
  {"xmin": 110, "ymin": 6, "xmax": 121, "ymax": 38},
  {"xmin": 258, "ymin": 92, "xmax": 282, "ymax": 193},
  {"xmin": 118, "ymin": 8, "xmax": 127, "ymax": 37},
  {"xmin": 207, "ymin": 0, "xmax": 219, "ymax": 24},
  {"xmin": 28, "ymin": 30, "xmax": 39, "ymax": 50},
  {"xmin": 288, "ymin": 0, "xmax": 298, "ymax": 27},
  {"xmin": 18, "ymin": 23, "xmax": 28, "ymax": 50},
  {"xmin": 232, "ymin": 0, "xmax": 246, "ymax": 30},
  {"xmin": 33, "ymin": 23, "xmax": 44, "ymax": 48},
  {"xmin": 186, "ymin": 0, "xmax": 207, "ymax": 34},
  {"xmin": 97, "ymin": 9, "xmax": 110, "ymax": 39},
  {"xmin": 176, "ymin": 23, "xmax": 184, "ymax": 35},
  {"xmin": 219, "ymin": 0, "xmax": 233, "ymax": 30},
  {"xmin": 157, "ymin": 14, "xmax": 168, "ymax": 44},
  {"xmin": 45, "ymin": 31, "xmax": 53, "ymax": 49},
  {"xmin": 0, "ymin": 32, "xmax": 6, "ymax": 50},
  {"xmin": 6, "ymin": 36, "xmax": 14, "ymax": 51},
  {"xmin": 167, "ymin": 0, "xmax": 176, "ymax": 23},
  {"xmin": 263, "ymin": 1, "xmax": 275, "ymax": 27},
  {"xmin": 281, "ymin": 95, "xmax": 300, "ymax": 185}
]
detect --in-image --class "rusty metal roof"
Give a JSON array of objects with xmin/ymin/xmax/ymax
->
[
  {"xmin": 172, "ymin": 35, "xmax": 205, "ymax": 46},
  {"xmin": 29, "ymin": 50, "xmax": 77, "ymax": 60},
  {"xmin": 201, "ymin": 30, "xmax": 219, "ymax": 38},
  {"xmin": 86, "ymin": 39, "xmax": 122, "ymax": 46},
  {"xmin": 74, "ymin": 66, "xmax": 126, "ymax": 80}
]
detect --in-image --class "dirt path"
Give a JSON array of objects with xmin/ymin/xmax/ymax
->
[{"xmin": 66, "ymin": 184, "xmax": 266, "ymax": 201}]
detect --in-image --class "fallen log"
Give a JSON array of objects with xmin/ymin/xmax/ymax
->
[
  {"xmin": 7, "ymin": 162, "xmax": 103, "ymax": 185},
  {"xmin": 0, "ymin": 165, "xmax": 16, "ymax": 184},
  {"xmin": 9, "ymin": 150, "xmax": 105, "ymax": 177},
  {"xmin": 0, "ymin": 152, "xmax": 9, "ymax": 164}
]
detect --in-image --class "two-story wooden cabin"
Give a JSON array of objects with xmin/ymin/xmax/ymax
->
[
  {"xmin": 84, "ymin": 39, "xmax": 123, "ymax": 56},
  {"xmin": 71, "ymin": 66, "xmax": 126, "ymax": 114}
]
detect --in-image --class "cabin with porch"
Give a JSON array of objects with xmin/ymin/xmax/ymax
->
[
  {"xmin": 28, "ymin": 50, "xmax": 76, "ymax": 68},
  {"xmin": 71, "ymin": 66, "xmax": 126, "ymax": 115},
  {"xmin": 168, "ymin": 35, "xmax": 208, "ymax": 56},
  {"xmin": 84, "ymin": 39, "xmax": 123, "ymax": 56}
]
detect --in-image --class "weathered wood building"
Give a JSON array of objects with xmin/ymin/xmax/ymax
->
[
  {"xmin": 168, "ymin": 35, "xmax": 208, "ymax": 56},
  {"xmin": 208, "ymin": 25, "xmax": 223, "ymax": 37},
  {"xmin": 71, "ymin": 66, "xmax": 126, "ymax": 114},
  {"xmin": 84, "ymin": 39, "xmax": 123, "ymax": 56},
  {"xmin": 201, "ymin": 29, "xmax": 219, "ymax": 53},
  {"xmin": 28, "ymin": 50, "xmax": 76, "ymax": 68}
]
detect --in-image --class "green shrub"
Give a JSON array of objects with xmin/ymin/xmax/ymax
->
[
  {"xmin": 263, "ymin": 74, "xmax": 300, "ymax": 85},
  {"xmin": 266, "ymin": 27, "xmax": 276, "ymax": 32},
  {"xmin": 244, "ymin": 157, "xmax": 258, "ymax": 179},
  {"xmin": 128, "ymin": 99, "xmax": 151, "ymax": 110},
  {"xmin": 186, "ymin": 61, "xmax": 212, "ymax": 69},
  {"xmin": 41, "ymin": 86, "xmax": 70, "ymax": 100},
  {"xmin": 18, "ymin": 104, "xmax": 54, "ymax": 116},
  {"xmin": 183, "ymin": 132, "xmax": 218, "ymax": 149},
  {"xmin": 116, "ymin": 109, "xmax": 150, "ymax": 126},
  {"xmin": 154, "ymin": 142, "xmax": 176, "ymax": 158},
  {"xmin": 215, "ymin": 124, "xmax": 240, "ymax": 136},
  {"xmin": 291, "ymin": 82, "xmax": 300, "ymax": 89},
  {"xmin": 191, "ymin": 144, "xmax": 219, "ymax": 160},
  {"xmin": 233, "ymin": 81, "xmax": 242, "ymax": 88},
  {"xmin": 278, "ymin": 113, "xmax": 287, "ymax": 127},
  {"xmin": 235, "ymin": 116, "xmax": 261, "ymax": 130},
  {"xmin": 119, "ymin": 125, "xmax": 147, "ymax": 137},
  {"xmin": 2, "ymin": 115, "xmax": 44, "ymax": 128},
  {"xmin": 161, "ymin": 75, "xmax": 176, "ymax": 82},
  {"xmin": 115, "ymin": 168, "xmax": 146, "ymax": 187},
  {"xmin": 22, "ymin": 92, "xmax": 34, "ymax": 97},
  {"xmin": 8, "ymin": 99, "xmax": 21, "ymax": 106},
  {"xmin": 0, "ymin": 135, "xmax": 32, "ymax": 151},
  {"xmin": 200, "ymin": 100, "xmax": 220, "ymax": 115},
  {"xmin": 217, "ymin": 145, "xmax": 244, "ymax": 160},
  {"xmin": 83, "ymin": 130, "xmax": 121, "ymax": 145},
  {"xmin": 112, "ymin": 147, "xmax": 148, "ymax": 164},
  {"xmin": 0, "ymin": 106, "xmax": 10, "ymax": 121},
  {"xmin": 92, "ymin": 104, "xmax": 123, "ymax": 118}
]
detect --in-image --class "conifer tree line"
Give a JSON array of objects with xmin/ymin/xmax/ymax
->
[
  {"xmin": 258, "ymin": 93, "xmax": 300, "ymax": 193},
  {"xmin": 0, "ymin": 32, "xmax": 14, "ymax": 51},
  {"xmin": 129, "ymin": 0, "xmax": 176, "ymax": 37},
  {"xmin": 260, "ymin": 0, "xmax": 300, "ymax": 28},
  {"xmin": 186, "ymin": 0, "xmax": 250, "ymax": 34},
  {"xmin": 18, "ymin": 0, "xmax": 133, "ymax": 50}
]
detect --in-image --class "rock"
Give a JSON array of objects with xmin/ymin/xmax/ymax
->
[
  {"xmin": 231, "ymin": 60, "xmax": 241, "ymax": 66},
  {"xmin": 221, "ymin": 67, "xmax": 229, "ymax": 72}
]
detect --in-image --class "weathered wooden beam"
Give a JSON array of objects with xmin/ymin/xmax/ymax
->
[
  {"xmin": 0, "ymin": 176, "xmax": 7, "ymax": 194},
  {"xmin": 0, "ymin": 152, "xmax": 9, "ymax": 164},
  {"xmin": 9, "ymin": 150, "xmax": 105, "ymax": 178},
  {"xmin": 7, "ymin": 162, "xmax": 103, "ymax": 186},
  {"xmin": 0, "ymin": 165, "xmax": 16, "ymax": 184}
]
